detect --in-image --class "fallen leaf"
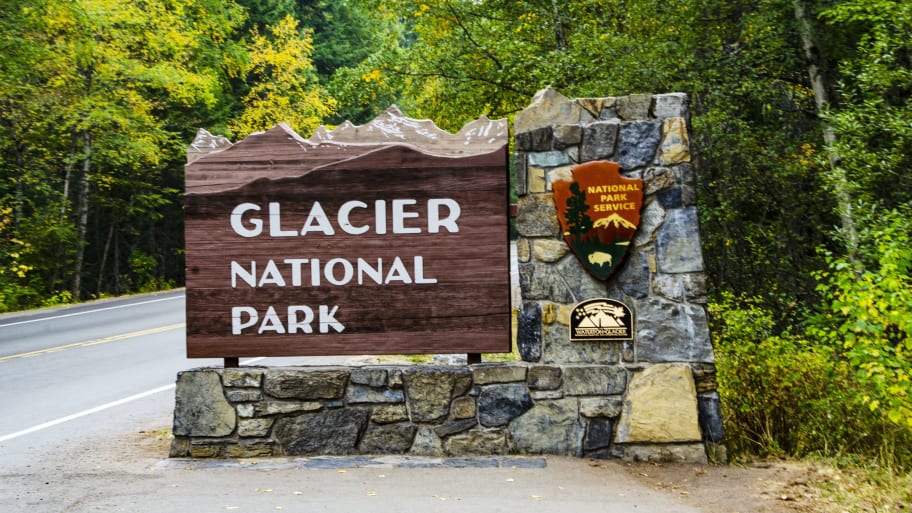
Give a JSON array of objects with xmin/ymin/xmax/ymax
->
[
  {"xmin": 338, "ymin": 470, "xmax": 347, "ymax": 474},
  {"xmin": 505, "ymin": 478, "xmax": 515, "ymax": 482},
  {"xmin": 257, "ymin": 488, "xmax": 273, "ymax": 493},
  {"xmin": 531, "ymin": 495, "xmax": 543, "ymax": 501},
  {"xmin": 292, "ymin": 491, "xmax": 303, "ymax": 496},
  {"xmin": 367, "ymin": 490, "xmax": 377, "ymax": 496},
  {"xmin": 224, "ymin": 507, "xmax": 238, "ymax": 510}
]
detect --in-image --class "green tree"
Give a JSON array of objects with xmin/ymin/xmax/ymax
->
[
  {"xmin": 228, "ymin": 15, "xmax": 335, "ymax": 138},
  {"xmin": 0, "ymin": 0, "xmax": 244, "ymax": 302},
  {"xmin": 564, "ymin": 182, "xmax": 592, "ymax": 243}
]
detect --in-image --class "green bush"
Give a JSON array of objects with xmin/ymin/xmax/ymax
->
[
  {"xmin": 710, "ymin": 291, "xmax": 912, "ymax": 469},
  {"xmin": 813, "ymin": 206, "xmax": 912, "ymax": 432}
]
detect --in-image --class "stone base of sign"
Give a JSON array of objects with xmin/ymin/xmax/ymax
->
[{"xmin": 170, "ymin": 363, "xmax": 718, "ymax": 463}]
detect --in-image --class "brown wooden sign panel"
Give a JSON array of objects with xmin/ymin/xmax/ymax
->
[{"xmin": 184, "ymin": 121, "xmax": 511, "ymax": 358}]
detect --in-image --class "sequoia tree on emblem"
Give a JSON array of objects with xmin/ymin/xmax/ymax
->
[{"xmin": 552, "ymin": 161, "xmax": 644, "ymax": 281}]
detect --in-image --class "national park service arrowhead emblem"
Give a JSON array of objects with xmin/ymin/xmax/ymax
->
[{"xmin": 552, "ymin": 161, "xmax": 643, "ymax": 281}]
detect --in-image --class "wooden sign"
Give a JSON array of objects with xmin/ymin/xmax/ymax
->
[
  {"xmin": 184, "ymin": 109, "xmax": 511, "ymax": 358},
  {"xmin": 552, "ymin": 161, "xmax": 643, "ymax": 281}
]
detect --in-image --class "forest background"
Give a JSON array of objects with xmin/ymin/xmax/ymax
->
[{"xmin": 1, "ymin": 0, "xmax": 911, "ymax": 476}]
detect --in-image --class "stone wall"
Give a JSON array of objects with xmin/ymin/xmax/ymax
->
[
  {"xmin": 512, "ymin": 88, "xmax": 723, "ymax": 462},
  {"xmin": 171, "ymin": 89, "xmax": 725, "ymax": 463}
]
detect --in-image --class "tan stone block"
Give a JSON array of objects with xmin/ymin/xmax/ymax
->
[
  {"xmin": 659, "ymin": 117, "xmax": 691, "ymax": 164},
  {"xmin": 615, "ymin": 364, "xmax": 702, "ymax": 443},
  {"xmin": 372, "ymin": 404, "xmax": 409, "ymax": 424},
  {"xmin": 515, "ymin": 88, "xmax": 586, "ymax": 134},
  {"xmin": 542, "ymin": 302, "xmax": 558, "ymax": 324},
  {"xmin": 533, "ymin": 239, "xmax": 569, "ymax": 263},
  {"xmin": 517, "ymin": 238, "xmax": 531, "ymax": 263},
  {"xmin": 557, "ymin": 304, "xmax": 572, "ymax": 326},
  {"xmin": 528, "ymin": 166, "xmax": 546, "ymax": 193},
  {"xmin": 575, "ymin": 98, "xmax": 605, "ymax": 119},
  {"xmin": 547, "ymin": 165, "xmax": 574, "ymax": 191},
  {"xmin": 451, "ymin": 396, "xmax": 477, "ymax": 420}
]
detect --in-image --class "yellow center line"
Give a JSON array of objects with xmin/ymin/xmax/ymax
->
[{"xmin": 0, "ymin": 323, "xmax": 186, "ymax": 363}]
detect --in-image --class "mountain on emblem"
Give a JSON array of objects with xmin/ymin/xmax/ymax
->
[{"xmin": 552, "ymin": 161, "xmax": 644, "ymax": 281}]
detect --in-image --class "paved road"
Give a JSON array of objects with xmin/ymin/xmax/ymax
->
[{"xmin": 0, "ymin": 290, "xmax": 705, "ymax": 513}]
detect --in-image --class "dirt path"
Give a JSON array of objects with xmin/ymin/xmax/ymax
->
[{"xmin": 618, "ymin": 459, "xmax": 834, "ymax": 513}]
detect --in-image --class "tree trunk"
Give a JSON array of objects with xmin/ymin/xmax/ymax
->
[
  {"xmin": 60, "ymin": 134, "xmax": 78, "ymax": 222},
  {"xmin": 793, "ymin": 0, "xmax": 860, "ymax": 262},
  {"xmin": 96, "ymin": 216, "xmax": 114, "ymax": 296},
  {"xmin": 72, "ymin": 129, "xmax": 91, "ymax": 299}
]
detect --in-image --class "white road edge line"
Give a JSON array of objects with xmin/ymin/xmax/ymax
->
[
  {"xmin": 0, "ymin": 357, "xmax": 266, "ymax": 443},
  {"xmin": 0, "ymin": 295, "xmax": 182, "ymax": 328},
  {"xmin": 0, "ymin": 384, "xmax": 176, "ymax": 444}
]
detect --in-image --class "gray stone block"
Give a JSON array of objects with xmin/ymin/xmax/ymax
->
[
  {"xmin": 346, "ymin": 384, "xmax": 404, "ymax": 404},
  {"xmin": 403, "ymin": 367, "xmax": 471, "ymax": 423},
  {"xmin": 478, "ymin": 384, "xmax": 534, "ymax": 427},
  {"xmin": 517, "ymin": 303, "xmax": 542, "ymax": 365},
  {"xmin": 617, "ymin": 121, "xmax": 662, "ymax": 170},
  {"xmin": 515, "ymin": 126, "xmax": 553, "ymax": 151},
  {"xmin": 580, "ymin": 121, "xmax": 619, "ymax": 162},
  {"xmin": 562, "ymin": 366, "xmax": 626, "ymax": 395},
  {"xmin": 529, "ymin": 150, "xmax": 572, "ymax": 168},
  {"xmin": 173, "ymin": 370, "xmax": 236, "ymax": 437},
  {"xmin": 274, "ymin": 408, "xmax": 369, "ymax": 455},
  {"xmin": 553, "ymin": 124, "xmax": 583, "ymax": 149},
  {"xmin": 698, "ymin": 392, "xmax": 725, "ymax": 443},
  {"xmin": 350, "ymin": 368, "xmax": 388, "ymax": 387},
  {"xmin": 584, "ymin": 418, "xmax": 614, "ymax": 451},
  {"xmin": 264, "ymin": 368, "xmax": 349, "ymax": 400},
  {"xmin": 515, "ymin": 194, "xmax": 560, "ymax": 238},
  {"xmin": 617, "ymin": 94, "xmax": 653, "ymax": 120},
  {"xmin": 509, "ymin": 398, "xmax": 583, "ymax": 456},
  {"xmin": 528, "ymin": 365, "xmax": 562, "ymax": 390},
  {"xmin": 655, "ymin": 207, "xmax": 704, "ymax": 273},
  {"xmin": 635, "ymin": 297, "xmax": 714, "ymax": 363},
  {"xmin": 360, "ymin": 421, "xmax": 417, "ymax": 454},
  {"xmin": 653, "ymin": 93, "xmax": 688, "ymax": 118}
]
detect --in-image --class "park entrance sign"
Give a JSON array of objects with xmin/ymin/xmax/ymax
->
[{"xmin": 183, "ymin": 109, "xmax": 511, "ymax": 358}]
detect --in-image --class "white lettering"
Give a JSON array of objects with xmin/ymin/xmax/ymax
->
[
  {"xmin": 230, "ymin": 203, "xmax": 263, "ymax": 237},
  {"xmin": 338, "ymin": 201, "xmax": 369, "ymax": 235},
  {"xmin": 283, "ymin": 258, "xmax": 308, "ymax": 286},
  {"xmin": 319, "ymin": 305, "xmax": 345, "ymax": 333},
  {"xmin": 324, "ymin": 258, "xmax": 354, "ymax": 286},
  {"xmin": 231, "ymin": 261, "xmax": 256, "ymax": 288},
  {"xmin": 427, "ymin": 198, "xmax": 461, "ymax": 233},
  {"xmin": 301, "ymin": 201, "xmax": 335, "ymax": 235},
  {"xmin": 375, "ymin": 200, "xmax": 387, "ymax": 234},
  {"xmin": 229, "ymin": 198, "xmax": 463, "ymax": 237},
  {"xmin": 268, "ymin": 202, "xmax": 297, "ymax": 237},
  {"xmin": 257, "ymin": 260, "xmax": 286, "ymax": 287},
  {"xmin": 357, "ymin": 258, "xmax": 383, "ymax": 285},
  {"xmin": 391, "ymin": 199, "xmax": 420, "ymax": 234},
  {"xmin": 258, "ymin": 306, "xmax": 285, "ymax": 334},
  {"xmin": 385, "ymin": 256, "xmax": 412, "ymax": 284},
  {"xmin": 231, "ymin": 306, "xmax": 258, "ymax": 334},
  {"xmin": 413, "ymin": 256, "xmax": 437, "ymax": 284},
  {"xmin": 287, "ymin": 305, "xmax": 314, "ymax": 333}
]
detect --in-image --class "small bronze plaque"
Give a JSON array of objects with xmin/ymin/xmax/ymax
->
[{"xmin": 569, "ymin": 298, "xmax": 634, "ymax": 341}]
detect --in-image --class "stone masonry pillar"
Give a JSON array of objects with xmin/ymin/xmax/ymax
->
[{"xmin": 513, "ymin": 88, "xmax": 725, "ymax": 463}]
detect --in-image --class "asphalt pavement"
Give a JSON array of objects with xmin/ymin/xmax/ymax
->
[{"xmin": 1, "ymin": 405, "xmax": 705, "ymax": 513}]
